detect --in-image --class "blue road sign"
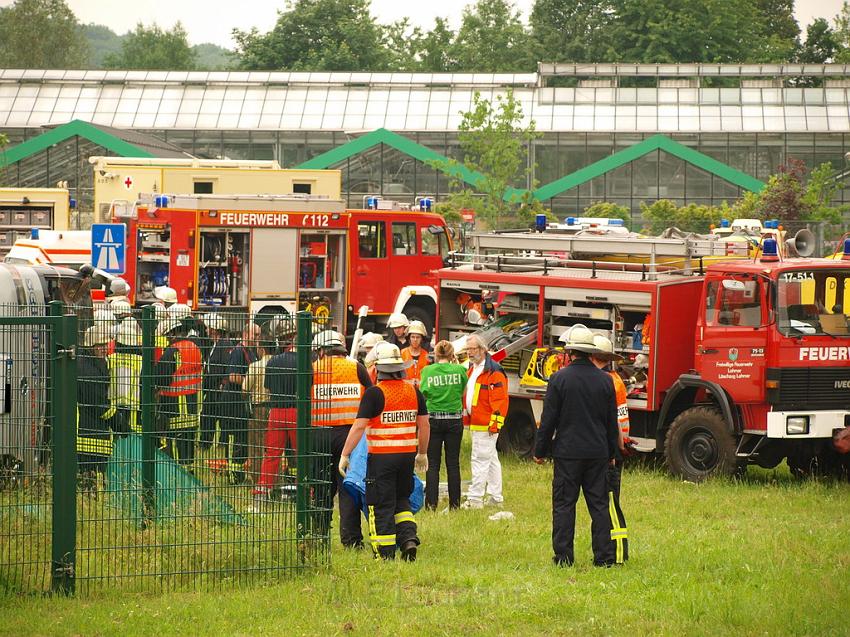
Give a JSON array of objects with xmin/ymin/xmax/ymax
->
[{"xmin": 91, "ymin": 223, "xmax": 126, "ymax": 274}]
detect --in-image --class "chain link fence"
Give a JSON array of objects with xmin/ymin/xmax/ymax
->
[{"xmin": 1, "ymin": 303, "xmax": 332, "ymax": 595}]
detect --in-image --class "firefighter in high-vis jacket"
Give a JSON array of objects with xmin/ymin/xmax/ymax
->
[
  {"xmin": 312, "ymin": 329, "xmax": 373, "ymax": 548},
  {"xmin": 77, "ymin": 325, "xmax": 117, "ymax": 492},
  {"xmin": 590, "ymin": 335, "xmax": 629, "ymax": 564},
  {"xmin": 108, "ymin": 317, "xmax": 143, "ymax": 434},
  {"xmin": 154, "ymin": 315, "xmax": 203, "ymax": 468},
  {"xmin": 340, "ymin": 342, "xmax": 430, "ymax": 561}
]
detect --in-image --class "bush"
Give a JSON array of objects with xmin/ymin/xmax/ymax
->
[{"xmin": 582, "ymin": 201, "xmax": 630, "ymax": 226}]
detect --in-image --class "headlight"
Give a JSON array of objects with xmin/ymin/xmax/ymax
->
[{"xmin": 786, "ymin": 416, "xmax": 810, "ymax": 435}]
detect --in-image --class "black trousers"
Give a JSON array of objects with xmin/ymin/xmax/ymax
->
[
  {"xmin": 425, "ymin": 417, "xmax": 463, "ymax": 509},
  {"xmin": 327, "ymin": 425, "xmax": 363, "ymax": 547},
  {"xmin": 552, "ymin": 457, "xmax": 614, "ymax": 566},
  {"xmin": 199, "ymin": 388, "xmax": 225, "ymax": 445},
  {"xmin": 220, "ymin": 397, "xmax": 249, "ymax": 482},
  {"xmin": 607, "ymin": 461, "xmax": 628, "ymax": 563},
  {"xmin": 366, "ymin": 452, "xmax": 418, "ymax": 559},
  {"xmin": 169, "ymin": 427, "xmax": 197, "ymax": 467}
]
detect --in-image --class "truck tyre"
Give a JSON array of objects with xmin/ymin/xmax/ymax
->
[
  {"xmin": 496, "ymin": 404, "xmax": 536, "ymax": 459},
  {"xmin": 664, "ymin": 407, "xmax": 736, "ymax": 481},
  {"xmin": 404, "ymin": 305, "xmax": 434, "ymax": 337}
]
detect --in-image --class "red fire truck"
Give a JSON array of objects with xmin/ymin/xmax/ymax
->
[
  {"xmin": 436, "ymin": 229, "xmax": 850, "ymax": 480},
  {"xmin": 113, "ymin": 194, "xmax": 450, "ymax": 334}
]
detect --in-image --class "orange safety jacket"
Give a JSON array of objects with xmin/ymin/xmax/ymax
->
[
  {"xmin": 312, "ymin": 356, "xmax": 364, "ymax": 427},
  {"xmin": 160, "ymin": 339, "xmax": 202, "ymax": 396},
  {"xmin": 465, "ymin": 356, "xmax": 509, "ymax": 433},
  {"xmin": 401, "ymin": 347, "xmax": 428, "ymax": 385},
  {"xmin": 609, "ymin": 370, "xmax": 630, "ymax": 436},
  {"xmin": 366, "ymin": 380, "xmax": 419, "ymax": 454}
]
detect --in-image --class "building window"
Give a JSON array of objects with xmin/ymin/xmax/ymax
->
[
  {"xmin": 194, "ymin": 181, "xmax": 214, "ymax": 194},
  {"xmin": 357, "ymin": 221, "xmax": 386, "ymax": 258},
  {"xmin": 293, "ymin": 182, "xmax": 312, "ymax": 194}
]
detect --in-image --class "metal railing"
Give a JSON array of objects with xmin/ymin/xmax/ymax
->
[{"xmin": 0, "ymin": 304, "xmax": 331, "ymax": 596}]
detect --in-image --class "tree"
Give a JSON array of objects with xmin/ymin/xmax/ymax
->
[
  {"xmin": 192, "ymin": 43, "xmax": 235, "ymax": 71},
  {"xmin": 233, "ymin": 0, "xmax": 387, "ymax": 71},
  {"xmin": 530, "ymin": 0, "xmax": 614, "ymax": 63},
  {"xmin": 82, "ymin": 23, "xmax": 123, "ymax": 68},
  {"xmin": 756, "ymin": 159, "xmax": 844, "ymax": 225},
  {"xmin": 607, "ymin": 0, "xmax": 772, "ymax": 63},
  {"xmin": 450, "ymin": 0, "xmax": 533, "ymax": 72},
  {"xmin": 384, "ymin": 17, "xmax": 456, "ymax": 72},
  {"xmin": 796, "ymin": 18, "xmax": 838, "ymax": 63},
  {"xmin": 432, "ymin": 91, "xmax": 543, "ymax": 230},
  {"xmin": 834, "ymin": 1, "xmax": 850, "ymax": 62},
  {"xmin": 104, "ymin": 22, "xmax": 196, "ymax": 70},
  {"xmin": 0, "ymin": 0, "xmax": 89, "ymax": 68}
]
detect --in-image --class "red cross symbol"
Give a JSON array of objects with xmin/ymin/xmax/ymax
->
[{"xmin": 123, "ymin": 176, "xmax": 133, "ymax": 189}]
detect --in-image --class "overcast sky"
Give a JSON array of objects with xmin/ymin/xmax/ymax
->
[{"xmin": 1, "ymin": 0, "xmax": 846, "ymax": 48}]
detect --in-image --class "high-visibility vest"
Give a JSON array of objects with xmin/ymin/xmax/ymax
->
[
  {"xmin": 161, "ymin": 339, "xmax": 202, "ymax": 397},
  {"xmin": 366, "ymin": 380, "xmax": 418, "ymax": 454},
  {"xmin": 401, "ymin": 348, "xmax": 428, "ymax": 385},
  {"xmin": 312, "ymin": 356, "xmax": 364, "ymax": 427},
  {"xmin": 466, "ymin": 362, "xmax": 509, "ymax": 432},
  {"xmin": 108, "ymin": 352, "xmax": 142, "ymax": 409},
  {"xmin": 610, "ymin": 371, "xmax": 630, "ymax": 435}
]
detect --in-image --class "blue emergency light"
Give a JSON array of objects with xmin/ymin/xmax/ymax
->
[
  {"xmin": 720, "ymin": 218, "xmax": 730, "ymax": 228},
  {"xmin": 366, "ymin": 197, "xmax": 379, "ymax": 210},
  {"xmin": 69, "ymin": 198, "xmax": 76, "ymax": 209},
  {"xmin": 154, "ymin": 195, "xmax": 169, "ymax": 208},
  {"xmin": 566, "ymin": 216, "xmax": 577, "ymax": 226},
  {"xmin": 609, "ymin": 219, "xmax": 624, "ymax": 226},
  {"xmin": 843, "ymin": 238, "xmax": 850, "ymax": 260},
  {"xmin": 535, "ymin": 214, "xmax": 547, "ymax": 232},
  {"xmin": 761, "ymin": 237, "xmax": 780, "ymax": 262},
  {"xmin": 419, "ymin": 198, "xmax": 433, "ymax": 212},
  {"xmin": 765, "ymin": 219, "xmax": 779, "ymax": 229},
  {"xmin": 30, "ymin": 228, "xmax": 39, "ymax": 240}
]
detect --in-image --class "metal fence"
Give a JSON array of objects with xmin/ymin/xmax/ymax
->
[{"xmin": 0, "ymin": 303, "xmax": 332, "ymax": 595}]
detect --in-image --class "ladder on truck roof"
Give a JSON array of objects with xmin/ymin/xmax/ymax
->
[{"xmin": 471, "ymin": 230, "xmax": 749, "ymax": 277}]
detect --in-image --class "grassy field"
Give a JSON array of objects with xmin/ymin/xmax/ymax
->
[{"xmin": 2, "ymin": 452, "xmax": 849, "ymax": 636}]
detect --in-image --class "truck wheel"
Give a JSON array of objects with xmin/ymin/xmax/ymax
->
[
  {"xmin": 664, "ymin": 407, "xmax": 736, "ymax": 481},
  {"xmin": 497, "ymin": 407, "xmax": 536, "ymax": 459},
  {"xmin": 405, "ymin": 305, "xmax": 434, "ymax": 337}
]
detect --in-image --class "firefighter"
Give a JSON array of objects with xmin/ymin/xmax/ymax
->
[
  {"xmin": 312, "ymin": 329, "xmax": 373, "ymax": 548},
  {"xmin": 462, "ymin": 333, "xmax": 508, "ymax": 509},
  {"xmin": 108, "ymin": 317, "xmax": 143, "ymax": 435},
  {"xmin": 340, "ymin": 342, "xmax": 430, "ymax": 560},
  {"xmin": 384, "ymin": 313, "xmax": 410, "ymax": 349},
  {"xmin": 533, "ymin": 325, "xmax": 619, "ymax": 567},
  {"xmin": 107, "ymin": 277, "xmax": 131, "ymax": 304},
  {"xmin": 154, "ymin": 286, "xmax": 178, "ymax": 307},
  {"xmin": 590, "ymin": 334, "xmax": 629, "ymax": 564},
  {"xmin": 154, "ymin": 316, "xmax": 203, "ymax": 469},
  {"xmin": 221, "ymin": 322, "xmax": 260, "ymax": 484},
  {"xmin": 358, "ymin": 332, "xmax": 384, "ymax": 385},
  {"xmin": 199, "ymin": 313, "xmax": 233, "ymax": 449},
  {"xmin": 255, "ymin": 317, "xmax": 298, "ymax": 502},
  {"xmin": 77, "ymin": 325, "xmax": 117, "ymax": 493},
  {"xmin": 401, "ymin": 320, "xmax": 429, "ymax": 387},
  {"xmin": 243, "ymin": 327, "xmax": 274, "ymax": 483},
  {"xmin": 151, "ymin": 302, "xmax": 168, "ymax": 363},
  {"xmin": 110, "ymin": 299, "xmax": 132, "ymax": 321}
]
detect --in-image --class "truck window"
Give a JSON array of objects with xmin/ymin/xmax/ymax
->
[
  {"xmin": 358, "ymin": 221, "xmax": 386, "ymax": 259},
  {"xmin": 392, "ymin": 222, "xmax": 417, "ymax": 256},
  {"xmin": 421, "ymin": 226, "xmax": 447, "ymax": 256},
  {"xmin": 706, "ymin": 278, "xmax": 761, "ymax": 327}
]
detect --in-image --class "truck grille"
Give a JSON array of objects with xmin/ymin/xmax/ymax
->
[{"xmin": 769, "ymin": 367, "xmax": 850, "ymax": 410}]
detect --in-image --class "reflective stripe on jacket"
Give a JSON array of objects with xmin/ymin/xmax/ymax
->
[
  {"xmin": 108, "ymin": 352, "xmax": 142, "ymax": 409},
  {"xmin": 367, "ymin": 380, "xmax": 418, "ymax": 454},
  {"xmin": 161, "ymin": 339, "xmax": 202, "ymax": 396},
  {"xmin": 401, "ymin": 348, "xmax": 428, "ymax": 385},
  {"xmin": 466, "ymin": 355, "xmax": 509, "ymax": 432},
  {"xmin": 609, "ymin": 371, "xmax": 630, "ymax": 435},
  {"xmin": 312, "ymin": 356, "xmax": 364, "ymax": 427}
]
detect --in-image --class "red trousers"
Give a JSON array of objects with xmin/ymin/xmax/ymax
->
[{"xmin": 256, "ymin": 407, "xmax": 297, "ymax": 491}]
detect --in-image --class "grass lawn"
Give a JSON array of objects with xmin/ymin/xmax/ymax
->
[{"xmin": 2, "ymin": 451, "xmax": 849, "ymax": 636}]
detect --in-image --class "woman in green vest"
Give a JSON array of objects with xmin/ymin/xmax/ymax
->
[{"xmin": 419, "ymin": 340, "xmax": 467, "ymax": 510}]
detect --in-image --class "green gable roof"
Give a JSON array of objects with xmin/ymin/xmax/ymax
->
[
  {"xmin": 0, "ymin": 119, "xmax": 191, "ymax": 167},
  {"xmin": 298, "ymin": 129, "xmax": 765, "ymax": 202}
]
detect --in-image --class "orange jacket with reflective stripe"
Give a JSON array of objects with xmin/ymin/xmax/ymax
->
[
  {"xmin": 465, "ymin": 356, "xmax": 509, "ymax": 432},
  {"xmin": 160, "ymin": 339, "xmax": 202, "ymax": 396},
  {"xmin": 367, "ymin": 380, "xmax": 418, "ymax": 454},
  {"xmin": 312, "ymin": 356, "xmax": 364, "ymax": 427},
  {"xmin": 401, "ymin": 347, "xmax": 428, "ymax": 385},
  {"xmin": 609, "ymin": 371, "xmax": 630, "ymax": 435}
]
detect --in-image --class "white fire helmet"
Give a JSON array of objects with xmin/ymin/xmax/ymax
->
[
  {"xmin": 407, "ymin": 320, "xmax": 428, "ymax": 337},
  {"xmin": 373, "ymin": 341, "xmax": 414, "ymax": 372},
  {"xmin": 386, "ymin": 312, "xmax": 409, "ymax": 329},
  {"xmin": 311, "ymin": 330, "xmax": 345, "ymax": 350},
  {"xmin": 558, "ymin": 324, "xmax": 598, "ymax": 353}
]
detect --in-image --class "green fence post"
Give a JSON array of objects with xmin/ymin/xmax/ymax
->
[
  {"xmin": 295, "ymin": 311, "xmax": 312, "ymax": 551},
  {"xmin": 140, "ymin": 305, "xmax": 156, "ymax": 524},
  {"xmin": 49, "ymin": 301, "xmax": 77, "ymax": 595}
]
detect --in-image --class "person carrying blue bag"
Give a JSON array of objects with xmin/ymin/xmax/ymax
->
[{"xmin": 339, "ymin": 342, "xmax": 430, "ymax": 561}]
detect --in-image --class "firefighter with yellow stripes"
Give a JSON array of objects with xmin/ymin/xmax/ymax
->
[
  {"xmin": 77, "ymin": 325, "xmax": 117, "ymax": 493},
  {"xmin": 311, "ymin": 329, "xmax": 372, "ymax": 548},
  {"xmin": 155, "ymin": 315, "xmax": 203, "ymax": 469},
  {"xmin": 340, "ymin": 342, "xmax": 429, "ymax": 561},
  {"xmin": 590, "ymin": 335, "xmax": 629, "ymax": 564},
  {"xmin": 108, "ymin": 317, "xmax": 143, "ymax": 434}
]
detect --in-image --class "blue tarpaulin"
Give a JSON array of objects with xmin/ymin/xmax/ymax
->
[{"xmin": 342, "ymin": 436, "xmax": 424, "ymax": 517}]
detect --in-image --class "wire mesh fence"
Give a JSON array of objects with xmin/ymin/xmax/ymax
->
[{"xmin": 1, "ymin": 302, "xmax": 332, "ymax": 596}]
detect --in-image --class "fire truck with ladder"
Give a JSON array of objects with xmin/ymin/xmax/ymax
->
[
  {"xmin": 436, "ymin": 226, "xmax": 850, "ymax": 480},
  {"xmin": 113, "ymin": 193, "xmax": 450, "ymax": 335}
]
